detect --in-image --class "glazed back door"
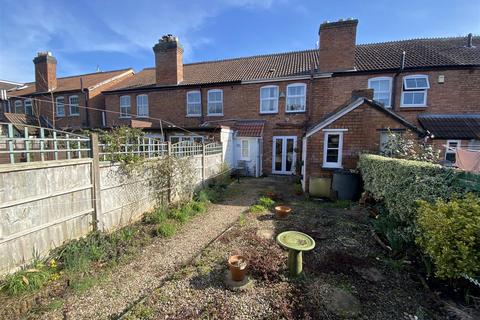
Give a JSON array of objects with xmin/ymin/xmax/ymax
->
[{"xmin": 272, "ymin": 136, "xmax": 297, "ymax": 174}]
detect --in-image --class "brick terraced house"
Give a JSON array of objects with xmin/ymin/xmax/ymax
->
[
  {"xmin": 2, "ymin": 52, "xmax": 134, "ymax": 130},
  {"xmin": 102, "ymin": 20, "xmax": 480, "ymax": 188}
]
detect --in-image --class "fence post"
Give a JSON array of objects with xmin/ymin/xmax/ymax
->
[
  {"xmin": 24, "ymin": 127, "xmax": 30, "ymax": 162},
  {"xmin": 7, "ymin": 123, "xmax": 14, "ymax": 164},
  {"xmin": 202, "ymin": 143, "xmax": 206, "ymax": 184},
  {"xmin": 167, "ymin": 141, "xmax": 172, "ymax": 203},
  {"xmin": 90, "ymin": 133, "xmax": 103, "ymax": 231}
]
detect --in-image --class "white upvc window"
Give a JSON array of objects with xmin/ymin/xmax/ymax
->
[
  {"xmin": 445, "ymin": 140, "xmax": 461, "ymax": 163},
  {"xmin": 260, "ymin": 85, "xmax": 279, "ymax": 113},
  {"xmin": 401, "ymin": 75, "xmax": 429, "ymax": 107},
  {"xmin": 14, "ymin": 100, "xmax": 22, "ymax": 113},
  {"xmin": 186, "ymin": 91, "xmax": 201, "ymax": 117},
  {"xmin": 286, "ymin": 83, "xmax": 306, "ymax": 112},
  {"xmin": 240, "ymin": 139, "xmax": 250, "ymax": 160},
  {"xmin": 69, "ymin": 95, "xmax": 79, "ymax": 116},
  {"xmin": 24, "ymin": 99, "xmax": 33, "ymax": 115},
  {"xmin": 368, "ymin": 77, "xmax": 392, "ymax": 107},
  {"xmin": 207, "ymin": 89, "xmax": 223, "ymax": 116},
  {"xmin": 136, "ymin": 94, "xmax": 149, "ymax": 118},
  {"xmin": 323, "ymin": 131, "xmax": 344, "ymax": 168},
  {"xmin": 120, "ymin": 95, "xmax": 131, "ymax": 118},
  {"xmin": 56, "ymin": 96, "xmax": 65, "ymax": 117}
]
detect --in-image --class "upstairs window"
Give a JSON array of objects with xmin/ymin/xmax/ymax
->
[
  {"xmin": 207, "ymin": 89, "xmax": 223, "ymax": 116},
  {"xmin": 445, "ymin": 140, "xmax": 460, "ymax": 164},
  {"xmin": 260, "ymin": 85, "xmax": 279, "ymax": 113},
  {"xmin": 186, "ymin": 91, "xmax": 201, "ymax": 116},
  {"xmin": 286, "ymin": 83, "xmax": 306, "ymax": 112},
  {"xmin": 120, "ymin": 95, "xmax": 131, "ymax": 118},
  {"xmin": 56, "ymin": 96, "xmax": 65, "ymax": 117},
  {"xmin": 69, "ymin": 95, "xmax": 79, "ymax": 116},
  {"xmin": 136, "ymin": 94, "xmax": 149, "ymax": 118},
  {"xmin": 368, "ymin": 77, "xmax": 392, "ymax": 107},
  {"xmin": 14, "ymin": 100, "xmax": 22, "ymax": 113},
  {"xmin": 24, "ymin": 99, "xmax": 33, "ymax": 115},
  {"xmin": 401, "ymin": 75, "xmax": 429, "ymax": 107}
]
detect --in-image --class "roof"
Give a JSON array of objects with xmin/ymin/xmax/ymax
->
[
  {"xmin": 0, "ymin": 80, "xmax": 24, "ymax": 91},
  {"xmin": 9, "ymin": 69, "xmax": 134, "ymax": 96},
  {"xmin": 418, "ymin": 114, "xmax": 480, "ymax": 139},
  {"xmin": 306, "ymin": 98, "xmax": 424, "ymax": 138},
  {"xmin": 0, "ymin": 113, "xmax": 50, "ymax": 134},
  {"xmin": 234, "ymin": 120, "xmax": 265, "ymax": 137},
  {"xmin": 107, "ymin": 35, "xmax": 480, "ymax": 91}
]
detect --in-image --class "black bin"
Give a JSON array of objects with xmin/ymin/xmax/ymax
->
[{"xmin": 331, "ymin": 170, "xmax": 361, "ymax": 201}]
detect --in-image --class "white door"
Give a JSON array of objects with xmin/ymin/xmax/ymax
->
[{"xmin": 272, "ymin": 136, "xmax": 297, "ymax": 174}]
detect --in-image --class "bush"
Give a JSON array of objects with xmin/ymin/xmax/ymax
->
[
  {"xmin": 249, "ymin": 204, "xmax": 267, "ymax": 213},
  {"xmin": 143, "ymin": 207, "xmax": 169, "ymax": 224},
  {"xmin": 1, "ymin": 260, "xmax": 56, "ymax": 295},
  {"xmin": 156, "ymin": 222, "xmax": 177, "ymax": 238},
  {"xmin": 416, "ymin": 194, "xmax": 480, "ymax": 279},
  {"xmin": 258, "ymin": 196, "xmax": 275, "ymax": 209},
  {"xmin": 190, "ymin": 201, "xmax": 206, "ymax": 214},
  {"xmin": 358, "ymin": 154, "xmax": 466, "ymax": 242}
]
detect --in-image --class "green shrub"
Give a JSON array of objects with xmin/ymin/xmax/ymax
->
[
  {"xmin": 169, "ymin": 207, "xmax": 190, "ymax": 224},
  {"xmin": 258, "ymin": 196, "xmax": 275, "ymax": 209},
  {"xmin": 1, "ymin": 261, "xmax": 54, "ymax": 295},
  {"xmin": 358, "ymin": 154, "xmax": 467, "ymax": 242},
  {"xmin": 416, "ymin": 194, "xmax": 480, "ymax": 279},
  {"xmin": 249, "ymin": 204, "xmax": 267, "ymax": 213},
  {"xmin": 190, "ymin": 201, "xmax": 206, "ymax": 214},
  {"xmin": 156, "ymin": 222, "xmax": 177, "ymax": 238},
  {"xmin": 372, "ymin": 213, "xmax": 407, "ymax": 253},
  {"xmin": 143, "ymin": 207, "xmax": 169, "ymax": 224}
]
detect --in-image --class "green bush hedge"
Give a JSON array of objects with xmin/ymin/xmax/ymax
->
[
  {"xmin": 358, "ymin": 154, "xmax": 466, "ymax": 240},
  {"xmin": 416, "ymin": 194, "xmax": 480, "ymax": 279}
]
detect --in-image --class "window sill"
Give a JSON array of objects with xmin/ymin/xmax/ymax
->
[
  {"xmin": 186, "ymin": 114, "xmax": 201, "ymax": 118},
  {"xmin": 400, "ymin": 105, "xmax": 427, "ymax": 108},
  {"xmin": 259, "ymin": 111, "xmax": 278, "ymax": 115},
  {"xmin": 285, "ymin": 110, "xmax": 306, "ymax": 114},
  {"xmin": 119, "ymin": 116, "xmax": 131, "ymax": 119},
  {"xmin": 70, "ymin": 114, "xmax": 80, "ymax": 117},
  {"xmin": 322, "ymin": 164, "xmax": 343, "ymax": 169},
  {"xmin": 207, "ymin": 114, "xmax": 224, "ymax": 117},
  {"xmin": 137, "ymin": 116, "xmax": 149, "ymax": 118},
  {"xmin": 56, "ymin": 115, "xmax": 65, "ymax": 118}
]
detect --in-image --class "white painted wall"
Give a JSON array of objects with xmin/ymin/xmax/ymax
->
[
  {"xmin": 220, "ymin": 128, "xmax": 234, "ymax": 169},
  {"xmin": 233, "ymin": 137, "xmax": 261, "ymax": 177}
]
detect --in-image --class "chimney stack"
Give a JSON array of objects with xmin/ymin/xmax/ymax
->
[
  {"xmin": 153, "ymin": 35, "xmax": 184, "ymax": 85},
  {"xmin": 33, "ymin": 51, "xmax": 57, "ymax": 92},
  {"xmin": 318, "ymin": 18, "xmax": 358, "ymax": 72}
]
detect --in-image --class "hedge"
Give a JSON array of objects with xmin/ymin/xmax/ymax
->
[{"xmin": 358, "ymin": 154, "xmax": 467, "ymax": 240}]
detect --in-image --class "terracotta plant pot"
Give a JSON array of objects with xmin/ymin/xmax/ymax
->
[
  {"xmin": 228, "ymin": 255, "xmax": 247, "ymax": 281},
  {"xmin": 275, "ymin": 205, "xmax": 292, "ymax": 218}
]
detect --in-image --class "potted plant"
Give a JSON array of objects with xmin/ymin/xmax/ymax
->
[
  {"xmin": 275, "ymin": 205, "xmax": 292, "ymax": 218},
  {"xmin": 228, "ymin": 255, "xmax": 248, "ymax": 281}
]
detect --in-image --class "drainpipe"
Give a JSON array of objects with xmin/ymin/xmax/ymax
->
[
  {"xmin": 81, "ymin": 78, "xmax": 90, "ymax": 128},
  {"xmin": 391, "ymin": 51, "xmax": 405, "ymax": 111}
]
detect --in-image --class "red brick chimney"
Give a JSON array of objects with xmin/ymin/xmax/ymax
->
[
  {"xmin": 153, "ymin": 35, "xmax": 184, "ymax": 85},
  {"xmin": 318, "ymin": 18, "xmax": 358, "ymax": 72},
  {"xmin": 33, "ymin": 51, "xmax": 57, "ymax": 92}
]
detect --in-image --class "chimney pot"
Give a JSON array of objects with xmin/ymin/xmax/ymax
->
[{"xmin": 467, "ymin": 33, "xmax": 474, "ymax": 48}]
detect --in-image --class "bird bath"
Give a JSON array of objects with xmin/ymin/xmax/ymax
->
[{"xmin": 276, "ymin": 231, "xmax": 316, "ymax": 277}]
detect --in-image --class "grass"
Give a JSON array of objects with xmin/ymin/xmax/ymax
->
[
  {"xmin": 155, "ymin": 221, "xmax": 177, "ymax": 238},
  {"xmin": 0, "ymin": 260, "xmax": 55, "ymax": 295},
  {"xmin": 258, "ymin": 196, "xmax": 275, "ymax": 209},
  {"xmin": 249, "ymin": 204, "xmax": 267, "ymax": 213}
]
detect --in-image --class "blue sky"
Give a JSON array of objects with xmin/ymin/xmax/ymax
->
[{"xmin": 1, "ymin": 0, "xmax": 479, "ymax": 83}]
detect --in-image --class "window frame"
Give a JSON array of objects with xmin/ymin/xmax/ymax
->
[
  {"xmin": 136, "ymin": 94, "xmax": 149, "ymax": 118},
  {"xmin": 259, "ymin": 85, "xmax": 279, "ymax": 114},
  {"xmin": 368, "ymin": 76, "xmax": 393, "ymax": 108},
  {"xmin": 56, "ymin": 96, "xmax": 65, "ymax": 117},
  {"xmin": 322, "ymin": 131, "xmax": 344, "ymax": 168},
  {"xmin": 445, "ymin": 140, "xmax": 461, "ymax": 163},
  {"xmin": 169, "ymin": 135, "xmax": 204, "ymax": 143},
  {"xmin": 69, "ymin": 95, "xmax": 80, "ymax": 116},
  {"xmin": 119, "ymin": 95, "xmax": 131, "ymax": 118},
  {"xmin": 240, "ymin": 139, "xmax": 250, "ymax": 160},
  {"xmin": 186, "ymin": 90, "xmax": 202, "ymax": 117},
  {"xmin": 207, "ymin": 89, "xmax": 223, "ymax": 116},
  {"xmin": 24, "ymin": 98, "xmax": 33, "ymax": 115},
  {"xmin": 14, "ymin": 100, "xmax": 22, "ymax": 113},
  {"xmin": 401, "ymin": 75, "xmax": 429, "ymax": 107},
  {"xmin": 285, "ymin": 83, "xmax": 307, "ymax": 113}
]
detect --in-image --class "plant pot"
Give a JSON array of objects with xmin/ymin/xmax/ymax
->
[
  {"xmin": 275, "ymin": 205, "xmax": 292, "ymax": 218},
  {"xmin": 228, "ymin": 255, "xmax": 247, "ymax": 281}
]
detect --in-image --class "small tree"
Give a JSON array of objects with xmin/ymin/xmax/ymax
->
[{"xmin": 381, "ymin": 130, "xmax": 440, "ymax": 163}]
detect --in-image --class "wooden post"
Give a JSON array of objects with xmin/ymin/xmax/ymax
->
[
  {"xmin": 66, "ymin": 134, "xmax": 71, "ymax": 160},
  {"xmin": 90, "ymin": 133, "xmax": 103, "ymax": 231},
  {"xmin": 24, "ymin": 127, "xmax": 30, "ymax": 162},
  {"xmin": 40, "ymin": 128, "xmax": 45, "ymax": 161},
  {"xmin": 7, "ymin": 123, "xmax": 14, "ymax": 164},
  {"xmin": 202, "ymin": 143, "xmax": 206, "ymax": 184},
  {"xmin": 53, "ymin": 131, "xmax": 58, "ymax": 160},
  {"xmin": 167, "ymin": 141, "xmax": 172, "ymax": 203}
]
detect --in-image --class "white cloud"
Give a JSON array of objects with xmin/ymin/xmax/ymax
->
[{"xmin": 0, "ymin": 0, "xmax": 284, "ymax": 82}]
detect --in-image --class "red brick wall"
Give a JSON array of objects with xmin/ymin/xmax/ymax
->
[
  {"xmin": 154, "ymin": 47, "xmax": 183, "ymax": 85},
  {"xmin": 318, "ymin": 20, "xmax": 357, "ymax": 72}
]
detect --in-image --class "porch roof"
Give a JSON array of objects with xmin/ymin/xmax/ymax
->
[
  {"xmin": 234, "ymin": 120, "xmax": 265, "ymax": 137},
  {"xmin": 418, "ymin": 114, "xmax": 480, "ymax": 139}
]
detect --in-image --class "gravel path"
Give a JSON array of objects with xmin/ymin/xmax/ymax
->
[{"xmin": 42, "ymin": 178, "xmax": 268, "ymax": 320}]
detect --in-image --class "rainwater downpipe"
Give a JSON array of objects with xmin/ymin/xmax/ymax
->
[{"xmin": 391, "ymin": 51, "xmax": 405, "ymax": 112}]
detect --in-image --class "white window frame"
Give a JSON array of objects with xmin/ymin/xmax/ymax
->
[
  {"xmin": 24, "ymin": 98, "xmax": 33, "ymax": 115},
  {"xmin": 445, "ymin": 140, "xmax": 461, "ymax": 162},
  {"xmin": 119, "ymin": 95, "xmax": 131, "ymax": 118},
  {"xmin": 69, "ymin": 95, "xmax": 80, "ymax": 116},
  {"xmin": 368, "ymin": 77, "xmax": 392, "ymax": 108},
  {"xmin": 240, "ymin": 139, "xmax": 250, "ymax": 160},
  {"xmin": 186, "ymin": 90, "xmax": 201, "ymax": 117},
  {"xmin": 14, "ymin": 100, "xmax": 22, "ymax": 113},
  {"xmin": 207, "ymin": 89, "xmax": 223, "ymax": 116},
  {"xmin": 136, "ymin": 94, "xmax": 149, "ymax": 118},
  {"xmin": 401, "ymin": 75, "xmax": 429, "ymax": 107},
  {"xmin": 323, "ymin": 131, "xmax": 344, "ymax": 168},
  {"xmin": 286, "ymin": 83, "xmax": 306, "ymax": 113},
  {"xmin": 56, "ymin": 96, "xmax": 65, "ymax": 117},
  {"xmin": 259, "ymin": 85, "xmax": 279, "ymax": 114},
  {"xmin": 169, "ymin": 135, "xmax": 204, "ymax": 143}
]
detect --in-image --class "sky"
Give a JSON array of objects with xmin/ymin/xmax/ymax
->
[{"xmin": 0, "ymin": 0, "xmax": 479, "ymax": 83}]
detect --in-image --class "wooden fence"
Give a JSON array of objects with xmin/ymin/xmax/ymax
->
[{"xmin": 0, "ymin": 124, "xmax": 224, "ymax": 275}]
